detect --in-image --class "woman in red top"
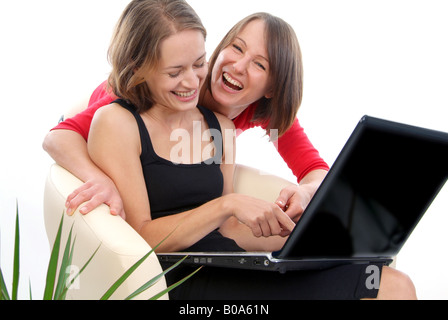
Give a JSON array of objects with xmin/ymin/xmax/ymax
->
[{"xmin": 44, "ymin": 12, "xmax": 329, "ymax": 224}]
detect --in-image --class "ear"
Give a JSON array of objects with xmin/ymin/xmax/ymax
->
[
  {"xmin": 264, "ymin": 88, "xmax": 274, "ymax": 99},
  {"xmin": 130, "ymin": 73, "xmax": 146, "ymax": 87},
  {"xmin": 263, "ymin": 81, "xmax": 274, "ymax": 99},
  {"xmin": 132, "ymin": 66, "xmax": 147, "ymax": 86}
]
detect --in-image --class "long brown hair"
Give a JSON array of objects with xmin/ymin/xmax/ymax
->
[
  {"xmin": 107, "ymin": 0, "xmax": 207, "ymax": 113},
  {"xmin": 206, "ymin": 12, "xmax": 303, "ymax": 137}
]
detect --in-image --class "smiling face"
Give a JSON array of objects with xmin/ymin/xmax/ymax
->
[
  {"xmin": 208, "ymin": 19, "xmax": 272, "ymax": 118},
  {"xmin": 143, "ymin": 29, "xmax": 208, "ymax": 112},
  {"xmin": 203, "ymin": 12, "xmax": 303, "ymax": 136}
]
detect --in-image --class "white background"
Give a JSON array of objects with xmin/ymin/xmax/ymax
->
[{"xmin": 0, "ymin": 0, "xmax": 447, "ymax": 299}]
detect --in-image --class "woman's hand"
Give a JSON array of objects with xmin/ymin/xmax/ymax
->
[
  {"xmin": 274, "ymin": 184, "xmax": 310, "ymax": 222},
  {"xmin": 275, "ymin": 169, "xmax": 327, "ymax": 222},
  {"xmin": 66, "ymin": 174, "xmax": 125, "ymax": 220},
  {"xmin": 222, "ymin": 193, "xmax": 296, "ymax": 238}
]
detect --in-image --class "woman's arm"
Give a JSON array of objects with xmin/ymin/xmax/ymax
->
[
  {"xmin": 274, "ymin": 118, "xmax": 329, "ymax": 182},
  {"xmin": 235, "ymin": 107, "xmax": 328, "ymax": 220},
  {"xmin": 43, "ymin": 127, "xmax": 125, "ymax": 218},
  {"xmin": 270, "ymin": 118, "xmax": 329, "ymax": 220},
  {"xmin": 86, "ymin": 105, "xmax": 229, "ymax": 251},
  {"xmin": 217, "ymin": 113, "xmax": 295, "ymax": 252},
  {"xmin": 42, "ymin": 83, "xmax": 122, "ymax": 216}
]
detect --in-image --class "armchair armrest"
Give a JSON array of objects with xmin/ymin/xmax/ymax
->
[{"xmin": 43, "ymin": 164, "xmax": 168, "ymax": 300}]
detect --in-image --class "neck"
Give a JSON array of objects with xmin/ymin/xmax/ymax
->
[
  {"xmin": 144, "ymin": 104, "xmax": 198, "ymax": 131},
  {"xmin": 199, "ymin": 87, "xmax": 248, "ymax": 120}
]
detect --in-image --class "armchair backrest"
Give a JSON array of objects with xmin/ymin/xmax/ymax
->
[{"xmin": 233, "ymin": 164, "xmax": 294, "ymax": 201}]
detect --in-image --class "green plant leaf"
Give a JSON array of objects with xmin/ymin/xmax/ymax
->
[
  {"xmin": 12, "ymin": 203, "xmax": 20, "ymax": 300},
  {"xmin": 100, "ymin": 227, "xmax": 177, "ymax": 300},
  {"xmin": 53, "ymin": 225, "xmax": 74, "ymax": 300},
  {"xmin": 1, "ymin": 206, "xmax": 197, "ymax": 301},
  {"xmin": 59, "ymin": 236, "xmax": 77, "ymax": 300},
  {"xmin": 149, "ymin": 265, "xmax": 202, "ymax": 300},
  {"xmin": 29, "ymin": 279, "xmax": 32, "ymax": 300},
  {"xmin": 0, "ymin": 266, "xmax": 11, "ymax": 300},
  {"xmin": 100, "ymin": 247, "xmax": 156, "ymax": 300},
  {"xmin": 125, "ymin": 255, "xmax": 188, "ymax": 300},
  {"xmin": 0, "ymin": 220, "xmax": 10, "ymax": 300},
  {"xmin": 56, "ymin": 243, "xmax": 101, "ymax": 300},
  {"xmin": 43, "ymin": 214, "xmax": 64, "ymax": 300},
  {"xmin": 125, "ymin": 255, "xmax": 201, "ymax": 300}
]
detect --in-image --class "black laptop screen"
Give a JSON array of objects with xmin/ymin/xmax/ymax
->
[{"xmin": 278, "ymin": 116, "xmax": 448, "ymax": 259}]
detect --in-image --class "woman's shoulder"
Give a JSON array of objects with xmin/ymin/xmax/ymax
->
[
  {"xmin": 89, "ymin": 102, "xmax": 141, "ymax": 154},
  {"xmin": 209, "ymin": 112, "xmax": 235, "ymax": 131},
  {"xmin": 197, "ymin": 105, "xmax": 235, "ymax": 131},
  {"xmin": 92, "ymin": 101, "xmax": 138, "ymax": 131},
  {"xmin": 215, "ymin": 111, "xmax": 235, "ymax": 131},
  {"xmin": 94, "ymin": 101, "xmax": 125, "ymax": 117}
]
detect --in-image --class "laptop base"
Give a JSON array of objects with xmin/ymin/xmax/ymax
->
[{"xmin": 158, "ymin": 252, "xmax": 393, "ymax": 274}]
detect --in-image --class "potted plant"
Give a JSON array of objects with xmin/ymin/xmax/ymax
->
[{"xmin": 1, "ymin": 205, "xmax": 200, "ymax": 300}]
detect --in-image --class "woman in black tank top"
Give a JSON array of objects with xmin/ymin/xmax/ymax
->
[
  {"xmin": 88, "ymin": 0, "xmax": 294, "ymax": 255},
  {"xmin": 115, "ymin": 99, "xmax": 243, "ymax": 252}
]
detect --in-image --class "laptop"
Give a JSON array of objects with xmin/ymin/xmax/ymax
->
[{"xmin": 158, "ymin": 115, "xmax": 448, "ymax": 273}]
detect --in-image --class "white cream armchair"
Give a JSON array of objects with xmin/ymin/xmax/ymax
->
[{"xmin": 43, "ymin": 163, "xmax": 294, "ymax": 300}]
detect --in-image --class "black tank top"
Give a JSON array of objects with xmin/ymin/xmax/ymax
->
[
  {"xmin": 115, "ymin": 100, "xmax": 243, "ymax": 251},
  {"xmin": 115, "ymin": 99, "xmax": 224, "ymax": 218}
]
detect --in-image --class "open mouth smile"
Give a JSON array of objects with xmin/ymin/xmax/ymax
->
[
  {"xmin": 173, "ymin": 89, "xmax": 197, "ymax": 98},
  {"xmin": 223, "ymin": 72, "xmax": 243, "ymax": 91}
]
